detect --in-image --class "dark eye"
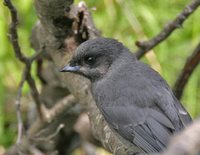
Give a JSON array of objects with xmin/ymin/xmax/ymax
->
[{"xmin": 84, "ymin": 56, "xmax": 96, "ymax": 65}]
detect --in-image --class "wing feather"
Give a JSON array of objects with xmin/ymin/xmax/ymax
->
[{"xmin": 102, "ymin": 106, "xmax": 174, "ymax": 153}]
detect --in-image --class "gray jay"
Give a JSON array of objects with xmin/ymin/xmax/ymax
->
[{"xmin": 60, "ymin": 38, "xmax": 192, "ymax": 153}]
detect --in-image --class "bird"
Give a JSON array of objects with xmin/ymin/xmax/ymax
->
[{"xmin": 60, "ymin": 37, "xmax": 192, "ymax": 154}]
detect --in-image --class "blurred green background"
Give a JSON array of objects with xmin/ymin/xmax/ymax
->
[{"xmin": 0, "ymin": 0, "xmax": 200, "ymax": 150}]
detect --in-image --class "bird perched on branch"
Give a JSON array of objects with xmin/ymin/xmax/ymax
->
[{"xmin": 60, "ymin": 38, "xmax": 192, "ymax": 154}]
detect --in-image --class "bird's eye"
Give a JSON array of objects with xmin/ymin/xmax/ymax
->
[{"xmin": 84, "ymin": 56, "xmax": 96, "ymax": 65}]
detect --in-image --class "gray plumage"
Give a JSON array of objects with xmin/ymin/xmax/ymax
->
[{"xmin": 61, "ymin": 38, "xmax": 192, "ymax": 153}]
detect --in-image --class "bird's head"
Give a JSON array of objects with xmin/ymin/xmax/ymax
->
[{"xmin": 60, "ymin": 38, "xmax": 134, "ymax": 81}]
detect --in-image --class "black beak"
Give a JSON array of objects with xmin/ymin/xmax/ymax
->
[{"xmin": 60, "ymin": 65, "xmax": 80, "ymax": 72}]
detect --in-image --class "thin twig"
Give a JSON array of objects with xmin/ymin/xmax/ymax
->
[
  {"xmin": 28, "ymin": 95, "xmax": 77, "ymax": 137},
  {"xmin": 4, "ymin": 0, "xmax": 43, "ymax": 119},
  {"xmin": 3, "ymin": 0, "xmax": 27, "ymax": 63},
  {"xmin": 30, "ymin": 50, "xmax": 44, "ymax": 62},
  {"xmin": 173, "ymin": 42, "xmax": 200, "ymax": 100},
  {"xmin": 26, "ymin": 64, "xmax": 43, "ymax": 117},
  {"xmin": 135, "ymin": 0, "xmax": 200, "ymax": 59},
  {"xmin": 32, "ymin": 124, "xmax": 65, "ymax": 142},
  {"xmin": 15, "ymin": 70, "xmax": 27, "ymax": 144},
  {"xmin": 4, "ymin": 0, "xmax": 78, "ymax": 152}
]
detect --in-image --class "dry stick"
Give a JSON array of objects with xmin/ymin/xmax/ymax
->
[
  {"xmin": 4, "ymin": 0, "xmax": 43, "ymax": 117},
  {"xmin": 15, "ymin": 70, "xmax": 27, "ymax": 144},
  {"xmin": 32, "ymin": 124, "xmax": 65, "ymax": 142},
  {"xmin": 5, "ymin": 0, "xmax": 44, "ymax": 144},
  {"xmin": 135, "ymin": 0, "xmax": 200, "ymax": 59},
  {"xmin": 173, "ymin": 43, "xmax": 200, "ymax": 100},
  {"xmin": 28, "ymin": 95, "xmax": 76, "ymax": 137},
  {"xmin": 15, "ymin": 60, "xmax": 42, "ymax": 143},
  {"xmin": 4, "ymin": 0, "xmax": 78, "ymax": 149},
  {"xmin": 3, "ymin": 0, "xmax": 27, "ymax": 63}
]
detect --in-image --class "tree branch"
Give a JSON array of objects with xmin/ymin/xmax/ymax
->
[
  {"xmin": 15, "ymin": 70, "xmax": 26, "ymax": 144},
  {"xmin": 3, "ymin": 0, "xmax": 27, "ymax": 63},
  {"xmin": 28, "ymin": 94, "xmax": 77, "ymax": 137},
  {"xmin": 173, "ymin": 42, "xmax": 200, "ymax": 99},
  {"xmin": 135, "ymin": 0, "xmax": 200, "ymax": 59},
  {"xmin": 4, "ymin": 0, "xmax": 44, "ymax": 119},
  {"xmin": 162, "ymin": 119, "xmax": 200, "ymax": 155}
]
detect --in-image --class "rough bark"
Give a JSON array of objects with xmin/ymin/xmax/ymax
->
[{"xmin": 31, "ymin": 0, "xmax": 131, "ymax": 154}]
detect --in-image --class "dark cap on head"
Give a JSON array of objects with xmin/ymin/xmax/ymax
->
[{"xmin": 60, "ymin": 37, "xmax": 136, "ymax": 81}]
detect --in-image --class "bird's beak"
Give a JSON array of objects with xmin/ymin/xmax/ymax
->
[{"xmin": 60, "ymin": 64, "xmax": 80, "ymax": 72}]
